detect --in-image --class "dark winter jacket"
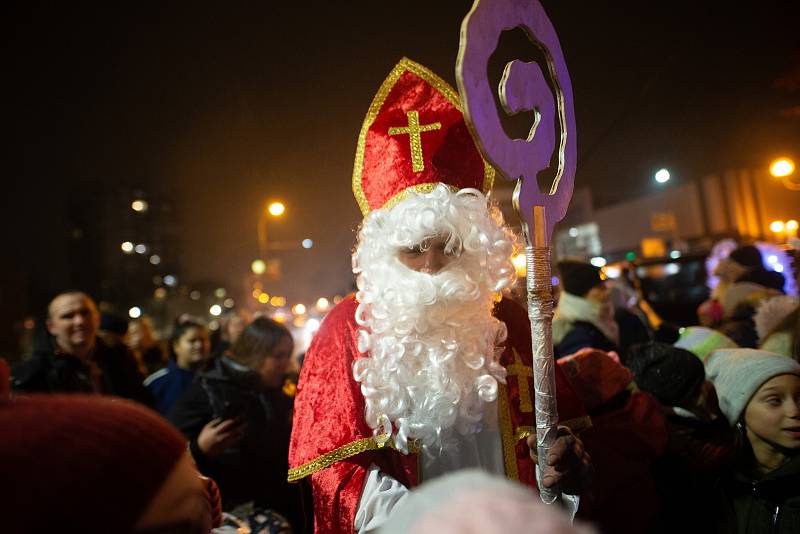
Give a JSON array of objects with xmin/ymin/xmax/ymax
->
[
  {"xmin": 555, "ymin": 310, "xmax": 649, "ymax": 359},
  {"xmin": 144, "ymin": 358, "xmax": 197, "ymax": 415},
  {"xmin": 712, "ymin": 448, "xmax": 800, "ymax": 533},
  {"xmin": 167, "ymin": 357, "xmax": 310, "ymax": 531},
  {"xmin": 555, "ymin": 320, "xmax": 618, "ymax": 358},
  {"xmin": 11, "ymin": 338, "xmax": 152, "ymax": 406},
  {"xmin": 652, "ymin": 411, "xmax": 736, "ymax": 534}
]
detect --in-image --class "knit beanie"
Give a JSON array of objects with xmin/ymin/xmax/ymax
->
[
  {"xmin": 674, "ymin": 326, "xmax": 738, "ymax": 362},
  {"xmin": 558, "ymin": 260, "xmax": 603, "ymax": 297},
  {"xmin": 729, "ymin": 245, "xmax": 764, "ymax": 270},
  {"xmin": 627, "ymin": 342, "xmax": 706, "ymax": 408},
  {"xmin": 378, "ymin": 469, "xmax": 596, "ymax": 534},
  {"xmin": 0, "ymin": 394, "xmax": 187, "ymax": 533},
  {"xmin": 100, "ymin": 312, "xmax": 129, "ymax": 336},
  {"xmin": 705, "ymin": 348, "xmax": 800, "ymax": 425},
  {"xmin": 557, "ymin": 348, "xmax": 633, "ymax": 412}
]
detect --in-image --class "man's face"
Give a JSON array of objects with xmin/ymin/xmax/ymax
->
[
  {"xmin": 585, "ymin": 282, "xmax": 610, "ymax": 305},
  {"xmin": 397, "ymin": 236, "xmax": 460, "ymax": 274},
  {"xmin": 47, "ymin": 293, "xmax": 100, "ymax": 355}
]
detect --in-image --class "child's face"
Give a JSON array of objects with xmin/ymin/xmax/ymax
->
[{"xmin": 744, "ymin": 374, "xmax": 800, "ymax": 451}]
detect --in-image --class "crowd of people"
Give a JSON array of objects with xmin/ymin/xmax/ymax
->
[{"xmin": 3, "ymin": 57, "xmax": 800, "ymax": 534}]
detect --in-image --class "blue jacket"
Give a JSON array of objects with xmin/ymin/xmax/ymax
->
[{"xmin": 144, "ymin": 358, "xmax": 196, "ymax": 415}]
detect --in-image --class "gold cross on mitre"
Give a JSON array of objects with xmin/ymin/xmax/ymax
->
[
  {"xmin": 506, "ymin": 348, "xmax": 533, "ymax": 413},
  {"xmin": 388, "ymin": 110, "xmax": 441, "ymax": 172}
]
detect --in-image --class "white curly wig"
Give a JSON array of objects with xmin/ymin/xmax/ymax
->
[{"xmin": 351, "ymin": 184, "xmax": 518, "ymax": 455}]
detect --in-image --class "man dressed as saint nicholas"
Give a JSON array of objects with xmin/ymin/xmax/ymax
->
[{"xmin": 288, "ymin": 58, "xmax": 592, "ymax": 533}]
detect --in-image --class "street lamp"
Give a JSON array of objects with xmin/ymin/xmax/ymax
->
[
  {"xmin": 770, "ymin": 158, "xmax": 795, "ymax": 178},
  {"xmin": 770, "ymin": 220, "xmax": 786, "ymax": 243},
  {"xmin": 257, "ymin": 201, "xmax": 286, "ymax": 268},
  {"xmin": 770, "ymin": 220, "xmax": 785, "ymax": 233},
  {"xmin": 268, "ymin": 201, "xmax": 286, "ymax": 217},
  {"xmin": 769, "ymin": 157, "xmax": 799, "ymax": 191},
  {"xmin": 131, "ymin": 200, "xmax": 148, "ymax": 212},
  {"xmin": 654, "ymin": 168, "xmax": 670, "ymax": 184},
  {"xmin": 251, "ymin": 259, "xmax": 267, "ymax": 275}
]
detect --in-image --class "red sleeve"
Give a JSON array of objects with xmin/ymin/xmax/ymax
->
[{"xmin": 289, "ymin": 295, "xmax": 417, "ymax": 533}]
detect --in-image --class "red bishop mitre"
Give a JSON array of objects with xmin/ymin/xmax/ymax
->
[{"xmin": 352, "ymin": 57, "xmax": 495, "ymax": 215}]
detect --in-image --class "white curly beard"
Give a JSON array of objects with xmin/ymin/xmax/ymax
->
[{"xmin": 352, "ymin": 185, "xmax": 518, "ymax": 456}]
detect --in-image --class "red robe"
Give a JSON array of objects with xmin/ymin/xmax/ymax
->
[{"xmin": 288, "ymin": 295, "xmax": 588, "ymax": 533}]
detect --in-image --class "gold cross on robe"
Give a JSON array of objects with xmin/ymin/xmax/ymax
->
[
  {"xmin": 388, "ymin": 110, "xmax": 441, "ymax": 172},
  {"xmin": 506, "ymin": 348, "xmax": 533, "ymax": 413}
]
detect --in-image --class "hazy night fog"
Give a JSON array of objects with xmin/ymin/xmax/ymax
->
[{"xmin": 3, "ymin": 1, "xmax": 798, "ymax": 353}]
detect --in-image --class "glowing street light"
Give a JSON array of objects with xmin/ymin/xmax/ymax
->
[
  {"xmin": 654, "ymin": 168, "xmax": 670, "ymax": 184},
  {"xmin": 128, "ymin": 306, "xmax": 142, "ymax": 319},
  {"xmin": 292, "ymin": 303, "xmax": 307, "ymax": 316},
  {"xmin": 131, "ymin": 200, "xmax": 148, "ymax": 212},
  {"xmin": 209, "ymin": 304, "xmax": 222, "ymax": 316},
  {"xmin": 121, "ymin": 241, "xmax": 134, "ymax": 254},
  {"xmin": 770, "ymin": 220, "xmax": 787, "ymax": 243},
  {"xmin": 316, "ymin": 297, "xmax": 330, "ymax": 311},
  {"xmin": 770, "ymin": 158, "xmax": 795, "ymax": 178},
  {"xmin": 786, "ymin": 219, "xmax": 799, "ymax": 241},
  {"xmin": 257, "ymin": 201, "xmax": 287, "ymax": 266},
  {"xmin": 251, "ymin": 259, "xmax": 267, "ymax": 275},
  {"xmin": 302, "ymin": 238, "xmax": 314, "ymax": 249},
  {"xmin": 590, "ymin": 256, "xmax": 607, "ymax": 267},
  {"xmin": 258, "ymin": 293, "xmax": 270, "ymax": 304},
  {"xmin": 268, "ymin": 202, "xmax": 286, "ymax": 217},
  {"xmin": 769, "ymin": 157, "xmax": 800, "ymax": 191}
]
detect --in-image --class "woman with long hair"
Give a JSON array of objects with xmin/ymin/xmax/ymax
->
[{"xmin": 168, "ymin": 316, "xmax": 310, "ymax": 532}]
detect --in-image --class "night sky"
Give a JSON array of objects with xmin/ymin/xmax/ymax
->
[{"xmin": 4, "ymin": 1, "xmax": 799, "ymax": 326}]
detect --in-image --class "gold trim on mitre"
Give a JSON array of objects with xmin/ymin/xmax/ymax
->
[{"xmin": 352, "ymin": 57, "xmax": 495, "ymax": 216}]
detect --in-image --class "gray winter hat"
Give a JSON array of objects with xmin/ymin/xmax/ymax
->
[
  {"xmin": 705, "ymin": 348, "xmax": 800, "ymax": 425},
  {"xmin": 378, "ymin": 469, "xmax": 595, "ymax": 534}
]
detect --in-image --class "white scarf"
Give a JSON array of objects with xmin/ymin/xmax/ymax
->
[{"xmin": 553, "ymin": 290, "xmax": 620, "ymax": 346}]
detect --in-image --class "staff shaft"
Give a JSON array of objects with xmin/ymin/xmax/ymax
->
[{"xmin": 526, "ymin": 205, "xmax": 559, "ymax": 504}]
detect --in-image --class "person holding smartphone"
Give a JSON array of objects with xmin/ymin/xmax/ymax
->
[{"xmin": 168, "ymin": 316, "xmax": 309, "ymax": 532}]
